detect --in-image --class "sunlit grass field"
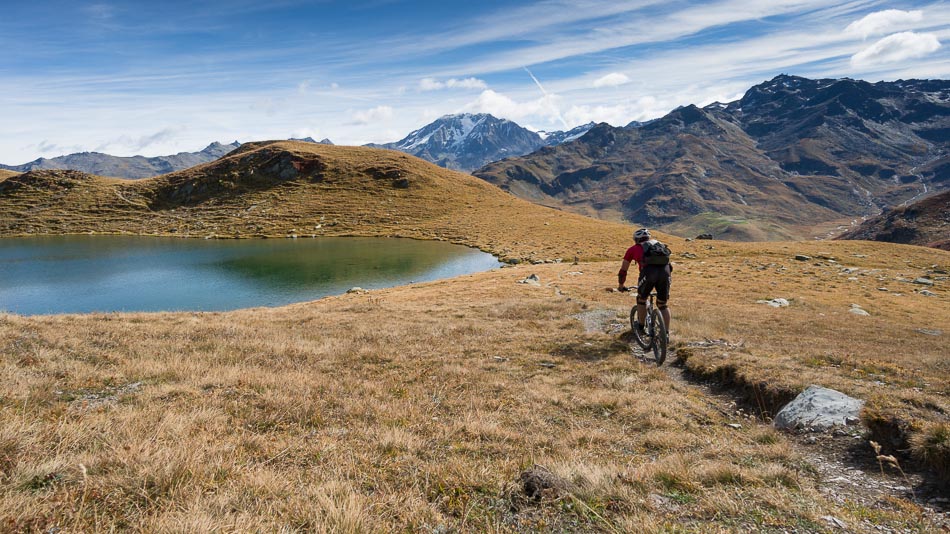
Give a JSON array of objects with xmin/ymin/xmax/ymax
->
[{"xmin": 0, "ymin": 142, "xmax": 947, "ymax": 531}]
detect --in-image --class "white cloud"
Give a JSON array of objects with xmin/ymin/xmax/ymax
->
[
  {"xmin": 352, "ymin": 105, "xmax": 394, "ymax": 125},
  {"xmin": 462, "ymin": 89, "xmax": 564, "ymax": 124},
  {"xmin": 564, "ymin": 98, "xmax": 657, "ymax": 126},
  {"xmin": 592, "ymin": 72, "xmax": 630, "ymax": 88},
  {"xmin": 844, "ymin": 9, "xmax": 923, "ymax": 40},
  {"xmin": 850, "ymin": 32, "xmax": 942, "ymax": 68},
  {"xmin": 419, "ymin": 77, "xmax": 487, "ymax": 91}
]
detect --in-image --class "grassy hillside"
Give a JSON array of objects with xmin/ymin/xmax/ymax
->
[
  {"xmin": 0, "ymin": 169, "xmax": 20, "ymax": 181},
  {"xmin": 0, "ymin": 141, "xmax": 651, "ymax": 263},
  {"xmin": 0, "ymin": 142, "xmax": 948, "ymax": 531}
]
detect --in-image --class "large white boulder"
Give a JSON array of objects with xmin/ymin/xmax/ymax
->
[{"xmin": 773, "ymin": 385, "xmax": 864, "ymax": 432}]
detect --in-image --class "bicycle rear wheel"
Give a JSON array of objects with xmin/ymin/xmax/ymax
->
[
  {"xmin": 630, "ymin": 305, "xmax": 651, "ymax": 350},
  {"xmin": 650, "ymin": 309, "xmax": 668, "ymax": 365}
]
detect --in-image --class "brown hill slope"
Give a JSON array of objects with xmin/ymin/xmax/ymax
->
[
  {"xmin": 0, "ymin": 169, "xmax": 20, "ymax": 181},
  {"xmin": 0, "ymin": 141, "xmax": 656, "ymax": 262},
  {"xmin": 839, "ymin": 189, "xmax": 950, "ymax": 250}
]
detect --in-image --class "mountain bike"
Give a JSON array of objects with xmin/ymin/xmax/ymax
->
[{"xmin": 628, "ymin": 291, "xmax": 668, "ymax": 365}]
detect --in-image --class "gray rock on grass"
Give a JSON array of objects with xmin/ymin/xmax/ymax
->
[
  {"xmin": 518, "ymin": 274, "xmax": 541, "ymax": 286},
  {"xmin": 757, "ymin": 298, "xmax": 789, "ymax": 307},
  {"xmin": 774, "ymin": 385, "xmax": 864, "ymax": 432}
]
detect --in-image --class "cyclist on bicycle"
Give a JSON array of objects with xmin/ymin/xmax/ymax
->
[{"xmin": 618, "ymin": 228, "xmax": 672, "ymax": 335}]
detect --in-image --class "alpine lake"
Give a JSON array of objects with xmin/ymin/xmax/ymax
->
[{"xmin": 0, "ymin": 236, "xmax": 502, "ymax": 315}]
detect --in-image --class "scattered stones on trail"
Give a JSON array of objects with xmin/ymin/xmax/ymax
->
[
  {"xmin": 773, "ymin": 385, "xmax": 864, "ymax": 432},
  {"xmin": 794, "ymin": 255, "xmax": 812, "ymax": 261},
  {"xmin": 849, "ymin": 304, "xmax": 870, "ymax": 316},
  {"xmin": 518, "ymin": 274, "xmax": 541, "ymax": 286},
  {"xmin": 757, "ymin": 298, "xmax": 790, "ymax": 308}
]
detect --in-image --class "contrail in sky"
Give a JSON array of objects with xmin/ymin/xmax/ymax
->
[{"xmin": 523, "ymin": 66, "xmax": 569, "ymax": 129}]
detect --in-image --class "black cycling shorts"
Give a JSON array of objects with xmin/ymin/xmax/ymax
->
[{"xmin": 637, "ymin": 264, "xmax": 672, "ymax": 302}]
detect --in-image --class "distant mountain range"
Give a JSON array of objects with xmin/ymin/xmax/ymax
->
[
  {"xmin": 0, "ymin": 137, "xmax": 334, "ymax": 179},
  {"xmin": 4, "ymin": 75, "xmax": 948, "ymax": 243},
  {"xmin": 474, "ymin": 75, "xmax": 949, "ymax": 240},
  {"xmin": 0, "ymin": 142, "xmax": 241, "ymax": 179},
  {"xmin": 369, "ymin": 114, "xmax": 594, "ymax": 171}
]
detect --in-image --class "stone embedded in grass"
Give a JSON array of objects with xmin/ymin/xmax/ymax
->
[
  {"xmin": 773, "ymin": 385, "xmax": 864, "ymax": 432},
  {"xmin": 849, "ymin": 304, "xmax": 870, "ymax": 316},
  {"xmin": 794, "ymin": 255, "xmax": 811, "ymax": 261},
  {"xmin": 920, "ymin": 290, "xmax": 936, "ymax": 297},
  {"xmin": 346, "ymin": 287, "xmax": 367, "ymax": 294},
  {"xmin": 518, "ymin": 274, "xmax": 541, "ymax": 286},
  {"xmin": 916, "ymin": 328, "xmax": 942, "ymax": 336},
  {"xmin": 913, "ymin": 277, "xmax": 935, "ymax": 286},
  {"xmin": 757, "ymin": 298, "xmax": 789, "ymax": 307}
]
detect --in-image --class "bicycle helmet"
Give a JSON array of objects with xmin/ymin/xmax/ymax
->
[{"xmin": 634, "ymin": 228, "xmax": 651, "ymax": 242}]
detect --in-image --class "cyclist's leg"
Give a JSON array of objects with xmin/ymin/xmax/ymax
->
[
  {"xmin": 656, "ymin": 267, "xmax": 672, "ymax": 331},
  {"xmin": 636, "ymin": 272, "xmax": 654, "ymax": 327}
]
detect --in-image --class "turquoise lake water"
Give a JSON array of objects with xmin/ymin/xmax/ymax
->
[{"xmin": 0, "ymin": 236, "xmax": 501, "ymax": 315}]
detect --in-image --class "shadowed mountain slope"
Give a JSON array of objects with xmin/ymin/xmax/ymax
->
[
  {"xmin": 475, "ymin": 75, "xmax": 950, "ymax": 241},
  {"xmin": 0, "ymin": 141, "xmax": 650, "ymax": 262},
  {"xmin": 838, "ymin": 189, "xmax": 950, "ymax": 250}
]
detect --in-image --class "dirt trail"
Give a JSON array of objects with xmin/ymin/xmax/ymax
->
[{"xmin": 627, "ymin": 340, "xmax": 950, "ymax": 531}]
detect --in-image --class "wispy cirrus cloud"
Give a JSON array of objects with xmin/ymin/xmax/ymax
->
[
  {"xmin": 850, "ymin": 31, "xmax": 942, "ymax": 67},
  {"xmin": 2, "ymin": 0, "xmax": 949, "ymax": 162}
]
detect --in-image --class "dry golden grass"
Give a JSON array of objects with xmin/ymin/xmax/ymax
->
[
  {"xmin": 0, "ymin": 170, "xmax": 20, "ymax": 182},
  {"xmin": 0, "ymin": 142, "xmax": 948, "ymax": 531},
  {"xmin": 1, "ymin": 242, "xmax": 947, "ymax": 531}
]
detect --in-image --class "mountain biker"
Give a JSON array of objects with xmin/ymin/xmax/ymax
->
[{"xmin": 618, "ymin": 228, "xmax": 672, "ymax": 335}]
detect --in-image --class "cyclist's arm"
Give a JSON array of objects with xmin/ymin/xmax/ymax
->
[{"xmin": 618, "ymin": 259, "xmax": 632, "ymax": 289}]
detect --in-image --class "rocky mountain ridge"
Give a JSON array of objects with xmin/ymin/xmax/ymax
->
[
  {"xmin": 474, "ymin": 75, "xmax": 949, "ymax": 240},
  {"xmin": 369, "ymin": 113, "xmax": 594, "ymax": 172}
]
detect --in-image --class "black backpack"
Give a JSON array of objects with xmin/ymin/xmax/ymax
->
[{"xmin": 642, "ymin": 240, "xmax": 671, "ymax": 265}]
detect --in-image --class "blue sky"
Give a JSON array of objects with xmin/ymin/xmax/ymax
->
[{"xmin": 1, "ymin": 0, "xmax": 948, "ymax": 163}]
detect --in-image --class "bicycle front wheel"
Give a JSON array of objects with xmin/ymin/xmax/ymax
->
[
  {"xmin": 630, "ymin": 305, "xmax": 651, "ymax": 350},
  {"xmin": 650, "ymin": 309, "xmax": 667, "ymax": 365}
]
